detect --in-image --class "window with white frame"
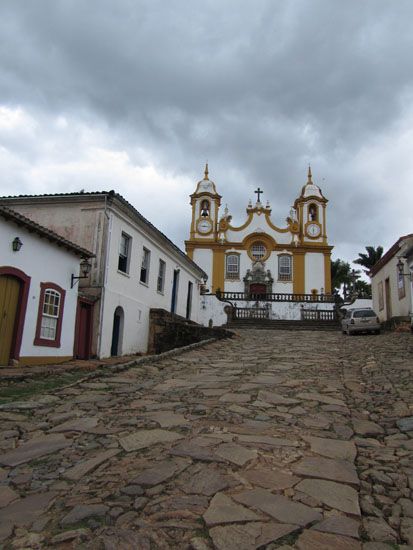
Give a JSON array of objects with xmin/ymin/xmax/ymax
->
[
  {"xmin": 40, "ymin": 289, "xmax": 61, "ymax": 339},
  {"xmin": 140, "ymin": 247, "xmax": 151, "ymax": 284},
  {"xmin": 226, "ymin": 254, "xmax": 240, "ymax": 279},
  {"xmin": 34, "ymin": 283, "xmax": 66, "ymax": 348},
  {"xmin": 278, "ymin": 254, "xmax": 292, "ymax": 281},
  {"xmin": 157, "ymin": 259, "xmax": 166, "ymax": 293},
  {"xmin": 118, "ymin": 232, "xmax": 131, "ymax": 273},
  {"xmin": 251, "ymin": 242, "xmax": 266, "ymax": 260}
]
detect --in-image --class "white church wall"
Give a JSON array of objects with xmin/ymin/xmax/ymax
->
[
  {"xmin": 193, "ymin": 248, "xmax": 213, "ymax": 285},
  {"xmin": 305, "ymin": 252, "xmax": 325, "ymax": 294},
  {"xmin": 199, "ymin": 294, "xmax": 228, "ymax": 327}
]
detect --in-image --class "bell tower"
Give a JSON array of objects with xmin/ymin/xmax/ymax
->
[
  {"xmin": 189, "ymin": 164, "xmax": 222, "ymax": 241},
  {"xmin": 294, "ymin": 166, "xmax": 328, "ymax": 244}
]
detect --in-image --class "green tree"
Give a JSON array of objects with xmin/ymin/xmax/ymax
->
[
  {"xmin": 354, "ymin": 279, "xmax": 372, "ymax": 298},
  {"xmin": 354, "ymin": 246, "xmax": 384, "ymax": 275},
  {"xmin": 331, "ymin": 259, "xmax": 352, "ymax": 292}
]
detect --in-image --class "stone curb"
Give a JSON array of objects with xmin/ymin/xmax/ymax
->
[{"xmin": 55, "ymin": 337, "xmax": 223, "ymax": 392}]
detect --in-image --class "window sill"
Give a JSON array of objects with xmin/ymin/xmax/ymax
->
[
  {"xmin": 139, "ymin": 281, "xmax": 149, "ymax": 288},
  {"xmin": 117, "ymin": 270, "xmax": 130, "ymax": 278},
  {"xmin": 225, "ymin": 277, "xmax": 240, "ymax": 281},
  {"xmin": 33, "ymin": 337, "xmax": 61, "ymax": 348},
  {"xmin": 157, "ymin": 290, "xmax": 165, "ymax": 295},
  {"xmin": 277, "ymin": 279, "xmax": 292, "ymax": 283}
]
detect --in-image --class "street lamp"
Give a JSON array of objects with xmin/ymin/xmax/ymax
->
[
  {"xmin": 12, "ymin": 237, "xmax": 23, "ymax": 252},
  {"xmin": 397, "ymin": 258, "xmax": 412, "ymax": 281},
  {"xmin": 71, "ymin": 258, "xmax": 92, "ymax": 288}
]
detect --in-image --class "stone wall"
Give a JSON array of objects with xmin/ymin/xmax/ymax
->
[{"xmin": 148, "ymin": 309, "xmax": 233, "ymax": 355}]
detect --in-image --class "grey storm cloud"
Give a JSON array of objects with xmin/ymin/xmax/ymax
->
[{"xmin": 0, "ymin": 0, "xmax": 412, "ymax": 261}]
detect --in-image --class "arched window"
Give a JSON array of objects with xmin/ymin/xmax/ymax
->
[
  {"xmin": 278, "ymin": 254, "xmax": 292, "ymax": 281},
  {"xmin": 226, "ymin": 254, "xmax": 240, "ymax": 279},
  {"xmin": 200, "ymin": 200, "xmax": 210, "ymax": 218},
  {"xmin": 34, "ymin": 283, "xmax": 65, "ymax": 347},
  {"xmin": 251, "ymin": 242, "xmax": 267, "ymax": 261},
  {"xmin": 308, "ymin": 203, "xmax": 318, "ymax": 221}
]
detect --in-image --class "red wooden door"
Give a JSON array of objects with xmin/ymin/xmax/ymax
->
[
  {"xmin": 74, "ymin": 299, "xmax": 93, "ymax": 359},
  {"xmin": 249, "ymin": 283, "xmax": 267, "ymax": 297}
]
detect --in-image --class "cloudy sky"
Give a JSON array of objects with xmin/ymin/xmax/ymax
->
[{"xmin": 0, "ymin": 0, "xmax": 412, "ymax": 266}]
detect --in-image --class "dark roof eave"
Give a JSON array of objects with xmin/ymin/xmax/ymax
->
[
  {"xmin": 370, "ymin": 233, "xmax": 413, "ymax": 277},
  {"xmin": 0, "ymin": 191, "xmax": 206, "ymax": 279},
  {"xmin": 0, "ymin": 205, "xmax": 94, "ymax": 258}
]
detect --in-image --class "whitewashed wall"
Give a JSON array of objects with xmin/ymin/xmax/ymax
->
[
  {"xmin": 0, "ymin": 218, "xmax": 80, "ymax": 359},
  {"xmin": 371, "ymin": 255, "xmax": 411, "ymax": 322},
  {"xmin": 199, "ymin": 294, "xmax": 334, "ymax": 327},
  {"xmin": 225, "ymin": 213, "xmax": 292, "ymax": 245},
  {"xmin": 100, "ymin": 212, "xmax": 203, "ymax": 357},
  {"xmin": 305, "ymin": 252, "xmax": 325, "ymax": 294},
  {"xmin": 193, "ymin": 248, "xmax": 213, "ymax": 285}
]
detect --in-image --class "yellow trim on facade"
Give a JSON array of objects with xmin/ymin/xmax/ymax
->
[
  {"xmin": 324, "ymin": 252, "xmax": 332, "ymax": 293},
  {"xmin": 293, "ymin": 252, "xmax": 305, "ymax": 294},
  {"xmin": 186, "ymin": 239, "xmax": 333, "ymax": 254},
  {"xmin": 227, "ymin": 212, "xmax": 254, "ymax": 232},
  {"xmin": 264, "ymin": 213, "xmax": 291, "ymax": 233},
  {"xmin": 19, "ymin": 356, "xmax": 72, "ymax": 367},
  {"xmin": 212, "ymin": 248, "xmax": 225, "ymax": 292},
  {"xmin": 322, "ymin": 205, "xmax": 327, "ymax": 244}
]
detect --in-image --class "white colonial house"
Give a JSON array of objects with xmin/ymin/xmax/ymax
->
[
  {"xmin": 0, "ymin": 192, "xmax": 207, "ymax": 358},
  {"xmin": 0, "ymin": 205, "xmax": 93, "ymax": 366},
  {"xmin": 186, "ymin": 165, "xmax": 335, "ymax": 326},
  {"xmin": 370, "ymin": 234, "xmax": 413, "ymax": 326}
]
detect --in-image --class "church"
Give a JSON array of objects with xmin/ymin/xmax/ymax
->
[{"xmin": 185, "ymin": 165, "xmax": 334, "ymax": 324}]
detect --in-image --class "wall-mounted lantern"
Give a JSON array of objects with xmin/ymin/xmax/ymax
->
[
  {"xmin": 397, "ymin": 258, "xmax": 412, "ymax": 281},
  {"xmin": 12, "ymin": 237, "xmax": 23, "ymax": 252},
  {"xmin": 71, "ymin": 258, "xmax": 92, "ymax": 288}
]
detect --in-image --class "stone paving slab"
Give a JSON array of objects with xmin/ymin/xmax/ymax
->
[
  {"xmin": 296, "ymin": 478, "xmax": 361, "ymax": 515},
  {"xmin": 233, "ymin": 488, "xmax": 323, "ymax": 526},
  {"xmin": 302, "ymin": 435, "xmax": 357, "ymax": 461},
  {"xmin": 291, "ymin": 456, "xmax": 360, "ymax": 486},
  {"xmin": 203, "ymin": 492, "xmax": 263, "ymax": 526},
  {"xmin": 118, "ymin": 428, "xmax": 184, "ymax": 451},
  {"xmin": 209, "ymin": 522, "xmax": 300, "ymax": 550},
  {"xmin": 0, "ymin": 433, "xmax": 70, "ymax": 466},
  {"xmin": 0, "ymin": 329, "xmax": 410, "ymax": 548}
]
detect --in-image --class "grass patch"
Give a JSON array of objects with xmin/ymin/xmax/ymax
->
[
  {"xmin": 0, "ymin": 371, "xmax": 88, "ymax": 404},
  {"xmin": 274, "ymin": 528, "xmax": 302, "ymax": 547}
]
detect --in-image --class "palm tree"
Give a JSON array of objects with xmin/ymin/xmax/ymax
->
[
  {"xmin": 331, "ymin": 259, "xmax": 352, "ymax": 292},
  {"xmin": 354, "ymin": 246, "xmax": 384, "ymax": 275}
]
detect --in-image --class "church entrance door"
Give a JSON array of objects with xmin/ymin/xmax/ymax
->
[{"xmin": 249, "ymin": 283, "xmax": 267, "ymax": 298}]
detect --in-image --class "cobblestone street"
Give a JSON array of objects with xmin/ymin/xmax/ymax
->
[{"xmin": 0, "ymin": 329, "xmax": 412, "ymax": 549}]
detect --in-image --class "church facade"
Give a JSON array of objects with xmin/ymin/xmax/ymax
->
[{"xmin": 185, "ymin": 166, "xmax": 334, "ymax": 323}]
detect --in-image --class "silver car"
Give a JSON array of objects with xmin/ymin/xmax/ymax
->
[{"xmin": 342, "ymin": 308, "xmax": 381, "ymax": 335}]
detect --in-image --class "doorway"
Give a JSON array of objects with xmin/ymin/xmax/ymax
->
[
  {"xmin": 186, "ymin": 281, "xmax": 193, "ymax": 320},
  {"xmin": 385, "ymin": 278, "xmax": 392, "ymax": 321},
  {"xmin": 171, "ymin": 269, "xmax": 180, "ymax": 314},
  {"xmin": 74, "ymin": 298, "xmax": 94, "ymax": 359},
  {"xmin": 0, "ymin": 275, "xmax": 20, "ymax": 365},
  {"xmin": 249, "ymin": 283, "xmax": 267, "ymax": 298},
  {"xmin": 0, "ymin": 268, "xmax": 30, "ymax": 366},
  {"xmin": 111, "ymin": 306, "xmax": 124, "ymax": 356}
]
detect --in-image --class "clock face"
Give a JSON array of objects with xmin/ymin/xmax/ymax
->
[
  {"xmin": 306, "ymin": 222, "xmax": 321, "ymax": 238},
  {"xmin": 197, "ymin": 219, "xmax": 212, "ymax": 234}
]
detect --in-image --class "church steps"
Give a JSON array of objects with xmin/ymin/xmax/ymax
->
[{"xmin": 227, "ymin": 319, "xmax": 340, "ymax": 331}]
